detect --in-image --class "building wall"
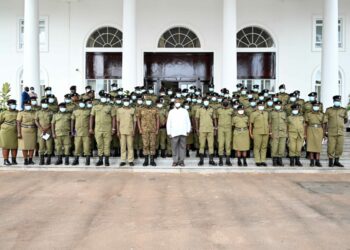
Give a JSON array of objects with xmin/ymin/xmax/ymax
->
[{"xmin": 0, "ymin": 0, "xmax": 349, "ymax": 103}]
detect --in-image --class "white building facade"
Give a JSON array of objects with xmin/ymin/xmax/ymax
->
[{"xmin": 0, "ymin": 0, "xmax": 349, "ymax": 108}]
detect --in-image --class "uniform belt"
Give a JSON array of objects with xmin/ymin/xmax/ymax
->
[
  {"xmin": 309, "ymin": 124, "xmax": 322, "ymax": 128},
  {"xmin": 235, "ymin": 127, "xmax": 248, "ymax": 131},
  {"xmin": 3, "ymin": 121, "xmax": 16, "ymax": 126},
  {"xmin": 21, "ymin": 124, "xmax": 36, "ymax": 129}
]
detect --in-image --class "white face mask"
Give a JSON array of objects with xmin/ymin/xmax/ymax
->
[
  {"xmin": 309, "ymin": 96, "xmax": 315, "ymax": 102},
  {"xmin": 79, "ymin": 103, "xmax": 85, "ymax": 108},
  {"xmin": 247, "ymin": 94, "xmax": 253, "ymax": 99},
  {"xmin": 157, "ymin": 104, "xmax": 163, "ymax": 108},
  {"xmin": 212, "ymin": 97, "xmax": 217, "ymax": 102},
  {"xmin": 275, "ymin": 105, "xmax": 281, "ymax": 111},
  {"xmin": 259, "ymin": 97, "xmax": 264, "ymax": 101},
  {"xmin": 100, "ymin": 98, "xmax": 107, "ymax": 103},
  {"xmin": 292, "ymin": 110, "xmax": 299, "ymax": 115},
  {"xmin": 241, "ymin": 91, "xmax": 247, "ymax": 95},
  {"xmin": 290, "ymin": 97, "xmax": 296, "ymax": 102},
  {"xmin": 175, "ymin": 103, "xmax": 181, "ymax": 108},
  {"xmin": 267, "ymin": 101, "xmax": 273, "ymax": 107},
  {"xmin": 238, "ymin": 110, "xmax": 245, "ymax": 115},
  {"xmin": 10, "ymin": 104, "xmax": 16, "ymax": 110},
  {"xmin": 184, "ymin": 105, "xmax": 190, "ymax": 110},
  {"xmin": 197, "ymin": 100, "xmax": 202, "ymax": 104},
  {"xmin": 250, "ymin": 102, "xmax": 256, "ymax": 107},
  {"xmin": 233, "ymin": 105, "xmax": 238, "ymax": 109},
  {"xmin": 280, "ymin": 89, "xmax": 286, "ymax": 93},
  {"xmin": 48, "ymin": 98, "xmax": 54, "ymax": 104},
  {"xmin": 203, "ymin": 101, "xmax": 209, "ymax": 106},
  {"xmin": 116, "ymin": 100, "xmax": 122, "ymax": 104},
  {"xmin": 42, "ymin": 103, "xmax": 48, "ymax": 109},
  {"xmin": 112, "ymin": 87, "xmax": 118, "ymax": 91},
  {"xmin": 137, "ymin": 100, "xmax": 143, "ymax": 105},
  {"xmin": 334, "ymin": 101, "xmax": 341, "ymax": 107},
  {"xmin": 46, "ymin": 90, "xmax": 52, "ymax": 95},
  {"xmin": 65, "ymin": 99, "xmax": 71, "ymax": 104},
  {"xmin": 313, "ymin": 106, "xmax": 320, "ymax": 112},
  {"xmin": 87, "ymin": 103, "xmax": 93, "ymax": 108},
  {"xmin": 149, "ymin": 90, "xmax": 154, "ymax": 94},
  {"xmin": 209, "ymin": 88, "xmax": 214, "ymax": 92},
  {"xmin": 124, "ymin": 102, "xmax": 130, "ymax": 107},
  {"xmin": 176, "ymin": 93, "xmax": 181, "ymax": 98},
  {"xmin": 31, "ymin": 101, "xmax": 37, "ymax": 105},
  {"xmin": 258, "ymin": 106, "xmax": 265, "ymax": 111},
  {"xmin": 131, "ymin": 96, "xmax": 137, "ymax": 100},
  {"xmin": 146, "ymin": 100, "xmax": 152, "ymax": 106},
  {"xmin": 168, "ymin": 91, "xmax": 173, "ymax": 95},
  {"xmin": 24, "ymin": 105, "xmax": 32, "ymax": 111},
  {"xmin": 60, "ymin": 107, "xmax": 66, "ymax": 112},
  {"xmin": 195, "ymin": 91, "xmax": 201, "ymax": 96},
  {"xmin": 118, "ymin": 91, "xmax": 123, "ymax": 95}
]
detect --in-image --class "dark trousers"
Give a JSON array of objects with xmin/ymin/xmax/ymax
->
[{"xmin": 171, "ymin": 136, "xmax": 187, "ymax": 163}]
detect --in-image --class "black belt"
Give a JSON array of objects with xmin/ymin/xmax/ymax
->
[
  {"xmin": 309, "ymin": 124, "xmax": 322, "ymax": 128},
  {"xmin": 235, "ymin": 127, "xmax": 248, "ymax": 131},
  {"xmin": 3, "ymin": 121, "xmax": 16, "ymax": 126},
  {"xmin": 21, "ymin": 124, "xmax": 36, "ymax": 129}
]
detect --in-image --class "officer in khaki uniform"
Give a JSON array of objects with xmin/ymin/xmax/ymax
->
[
  {"xmin": 156, "ymin": 99, "xmax": 168, "ymax": 158},
  {"xmin": 137, "ymin": 99, "xmax": 159, "ymax": 167},
  {"xmin": 249, "ymin": 101, "xmax": 269, "ymax": 166},
  {"xmin": 117, "ymin": 98, "xmax": 137, "ymax": 166},
  {"xmin": 71, "ymin": 99, "xmax": 91, "ymax": 166},
  {"xmin": 216, "ymin": 98, "xmax": 233, "ymax": 166},
  {"xmin": 90, "ymin": 91, "xmax": 116, "ymax": 166},
  {"xmin": 232, "ymin": 105, "xmax": 250, "ymax": 166},
  {"xmin": 324, "ymin": 95, "xmax": 348, "ymax": 167},
  {"xmin": 52, "ymin": 103, "xmax": 72, "ymax": 165},
  {"xmin": 287, "ymin": 104, "xmax": 305, "ymax": 166},
  {"xmin": 269, "ymin": 101, "xmax": 287, "ymax": 166},
  {"xmin": 35, "ymin": 99, "xmax": 54, "ymax": 165},
  {"xmin": 277, "ymin": 84, "xmax": 289, "ymax": 106},
  {"xmin": 303, "ymin": 92, "xmax": 323, "ymax": 116},
  {"xmin": 196, "ymin": 98, "xmax": 217, "ymax": 166},
  {"xmin": 47, "ymin": 94, "xmax": 59, "ymax": 113}
]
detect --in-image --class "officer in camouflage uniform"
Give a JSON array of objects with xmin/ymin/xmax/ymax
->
[
  {"xmin": 71, "ymin": 99, "xmax": 91, "ymax": 166},
  {"xmin": 90, "ymin": 91, "xmax": 116, "ymax": 166},
  {"xmin": 35, "ymin": 99, "xmax": 54, "ymax": 165},
  {"xmin": 137, "ymin": 99, "xmax": 159, "ymax": 167},
  {"xmin": 156, "ymin": 99, "xmax": 168, "ymax": 158},
  {"xmin": 324, "ymin": 95, "xmax": 348, "ymax": 167},
  {"xmin": 133, "ymin": 96, "xmax": 144, "ymax": 158},
  {"xmin": 52, "ymin": 103, "xmax": 72, "ymax": 165}
]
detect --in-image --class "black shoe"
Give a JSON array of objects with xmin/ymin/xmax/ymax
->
[
  {"xmin": 278, "ymin": 157, "xmax": 284, "ymax": 167},
  {"xmin": 4, "ymin": 159, "xmax": 11, "ymax": 166},
  {"xmin": 295, "ymin": 157, "xmax": 303, "ymax": 167},
  {"xmin": 186, "ymin": 150, "xmax": 190, "ymax": 157},
  {"xmin": 96, "ymin": 156, "xmax": 103, "ymax": 166},
  {"xmin": 105, "ymin": 156, "xmax": 110, "ymax": 166},
  {"xmin": 120, "ymin": 162, "xmax": 126, "ymax": 167},
  {"xmin": 11, "ymin": 157, "xmax": 17, "ymax": 165},
  {"xmin": 134, "ymin": 150, "xmax": 138, "ymax": 159},
  {"xmin": 225, "ymin": 157, "xmax": 232, "ymax": 166},
  {"xmin": 46, "ymin": 156, "xmax": 51, "ymax": 165},
  {"xmin": 115, "ymin": 148, "xmax": 121, "ymax": 157},
  {"xmin": 129, "ymin": 162, "xmax": 134, "ymax": 167},
  {"xmin": 218, "ymin": 156, "xmax": 224, "ymax": 166},
  {"xmin": 28, "ymin": 158, "xmax": 35, "ymax": 165},
  {"xmin": 154, "ymin": 150, "xmax": 159, "ymax": 159},
  {"xmin": 196, "ymin": 150, "xmax": 200, "ymax": 158},
  {"xmin": 315, "ymin": 160, "xmax": 322, "ymax": 167},
  {"xmin": 139, "ymin": 150, "xmax": 144, "ymax": 158},
  {"xmin": 161, "ymin": 150, "xmax": 166, "ymax": 158},
  {"xmin": 290, "ymin": 157, "xmax": 295, "ymax": 167},
  {"xmin": 64, "ymin": 156, "xmax": 69, "ymax": 165},
  {"xmin": 198, "ymin": 154, "xmax": 204, "ymax": 166},
  {"xmin": 272, "ymin": 157, "xmax": 278, "ymax": 167},
  {"xmin": 256, "ymin": 163, "xmax": 261, "ymax": 167},
  {"xmin": 55, "ymin": 156, "xmax": 63, "ymax": 165},
  {"xmin": 209, "ymin": 155, "xmax": 217, "ymax": 166},
  {"xmin": 143, "ymin": 156, "xmax": 149, "ymax": 167},
  {"xmin": 334, "ymin": 158, "xmax": 344, "ymax": 168},
  {"xmin": 243, "ymin": 157, "xmax": 248, "ymax": 167},
  {"xmin": 85, "ymin": 156, "xmax": 90, "ymax": 166},
  {"xmin": 310, "ymin": 159, "xmax": 315, "ymax": 167},
  {"xmin": 329, "ymin": 158, "xmax": 334, "ymax": 167},
  {"xmin": 230, "ymin": 150, "xmax": 235, "ymax": 158},
  {"xmin": 238, "ymin": 158, "xmax": 242, "ymax": 167},
  {"xmin": 72, "ymin": 157, "xmax": 79, "ymax": 166},
  {"xmin": 39, "ymin": 155, "xmax": 45, "ymax": 165},
  {"xmin": 261, "ymin": 162, "xmax": 267, "ymax": 167},
  {"xmin": 150, "ymin": 155, "xmax": 157, "ymax": 167}
]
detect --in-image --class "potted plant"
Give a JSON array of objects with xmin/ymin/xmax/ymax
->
[{"xmin": 0, "ymin": 82, "xmax": 11, "ymax": 112}]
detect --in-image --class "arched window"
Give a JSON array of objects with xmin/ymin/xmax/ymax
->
[
  {"xmin": 158, "ymin": 27, "xmax": 201, "ymax": 48},
  {"xmin": 237, "ymin": 26, "xmax": 275, "ymax": 48},
  {"xmin": 312, "ymin": 68, "xmax": 343, "ymax": 101},
  {"xmin": 86, "ymin": 26, "xmax": 123, "ymax": 48}
]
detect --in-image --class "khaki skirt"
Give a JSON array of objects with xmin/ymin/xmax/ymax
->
[
  {"xmin": 0, "ymin": 124, "xmax": 18, "ymax": 149},
  {"xmin": 307, "ymin": 127, "xmax": 323, "ymax": 153},
  {"xmin": 19, "ymin": 128, "xmax": 37, "ymax": 150},
  {"xmin": 233, "ymin": 130, "xmax": 250, "ymax": 151}
]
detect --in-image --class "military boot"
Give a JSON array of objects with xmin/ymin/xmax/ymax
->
[
  {"xmin": 72, "ymin": 157, "xmax": 79, "ymax": 166},
  {"xmin": 198, "ymin": 154, "xmax": 204, "ymax": 166},
  {"xmin": 55, "ymin": 156, "xmax": 63, "ymax": 165},
  {"xmin": 209, "ymin": 155, "xmax": 217, "ymax": 166},
  {"xmin": 139, "ymin": 150, "xmax": 144, "ymax": 158},
  {"xmin": 290, "ymin": 157, "xmax": 295, "ymax": 167},
  {"xmin": 310, "ymin": 159, "xmax": 315, "ymax": 167},
  {"xmin": 115, "ymin": 148, "xmax": 121, "ymax": 157},
  {"xmin": 295, "ymin": 157, "xmax": 303, "ymax": 167},
  {"xmin": 238, "ymin": 157, "xmax": 242, "ymax": 166},
  {"xmin": 64, "ymin": 156, "xmax": 69, "ymax": 166},
  {"xmin": 334, "ymin": 158, "xmax": 344, "ymax": 168},
  {"xmin": 39, "ymin": 155, "xmax": 45, "ymax": 165},
  {"xmin": 28, "ymin": 158, "xmax": 35, "ymax": 165},
  {"xmin": 143, "ymin": 155, "xmax": 149, "ymax": 167},
  {"xmin": 85, "ymin": 156, "xmax": 90, "ymax": 166},
  {"xmin": 196, "ymin": 150, "xmax": 200, "ymax": 158},
  {"xmin": 161, "ymin": 150, "xmax": 166, "ymax": 158},
  {"xmin": 225, "ymin": 156, "xmax": 232, "ymax": 166},
  {"xmin": 278, "ymin": 157, "xmax": 284, "ymax": 167},
  {"xmin": 272, "ymin": 157, "xmax": 278, "ymax": 167},
  {"xmin": 150, "ymin": 155, "xmax": 157, "ymax": 167},
  {"xmin": 4, "ymin": 159, "xmax": 11, "ymax": 166},
  {"xmin": 104, "ymin": 156, "xmax": 110, "ymax": 166},
  {"xmin": 46, "ymin": 156, "xmax": 51, "ymax": 165},
  {"xmin": 186, "ymin": 149, "xmax": 190, "ymax": 157},
  {"xmin": 328, "ymin": 158, "xmax": 334, "ymax": 167},
  {"xmin": 96, "ymin": 156, "xmax": 103, "ymax": 166},
  {"xmin": 315, "ymin": 160, "xmax": 322, "ymax": 167},
  {"xmin": 218, "ymin": 156, "xmax": 224, "ymax": 166},
  {"xmin": 11, "ymin": 157, "xmax": 18, "ymax": 165},
  {"xmin": 134, "ymin": 150, "xmax": 138, "ymax": 159},
  {"xmin": 24, "ymin": 158, "xmax": 29, "ymax": 165},
  {"xmin": 243, "ymin": 157, "xmax": 248, "ymax": 167}
]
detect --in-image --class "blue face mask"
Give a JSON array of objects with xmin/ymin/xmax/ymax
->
[
  {"xmin": 313, "ymin": 106, "xmax": 320, "ymax": 112},
  {"xmin": 309, "ymin": 96, "xmax": 315, "ymax": 102},
  {"xmin": 250, "ymin": 102, "xmax": 256, "ymax": 107},
  {"xmin": 267, "ymin": 101, "xmax": 273, "ymax": 107},
  {"xmin": 79, "ymin": 103, "xmax": 85, "ymax": 108},
  {"xmin": 334, "ymin": 101, "xmax": 341, "ymax": 107}
]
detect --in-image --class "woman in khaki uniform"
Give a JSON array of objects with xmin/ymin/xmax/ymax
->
[
  {"xmin": 232, "ymin": 105, "xmax": 250, "ymax": 166},
  {"xmin": 0, "ymin": 99, "xmax": 18, "ymax": 165},
  {"xmin": 17, "ymin": 101, "xmax": 37, "ymax": 165},
  {"xmin": 305, "ymin": 102, "xmax": 325, "ymax": 167}
]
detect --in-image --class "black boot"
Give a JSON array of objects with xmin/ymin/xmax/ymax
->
[
  {"xmin": 155, "ymin": 150, "xmax": 159, "ymax": 159},
  {"xmin": 115, "ymin": 148, "xmax": 121, "ymax": 157},
  {"xmin": 196, "ymin": 150, "xmax": 200, "ymax": 157},
  {"xmin": 96, "ymin": 156, "xmax": 103, "ymax": 166},
  {"xmin": 11, "ymin": 157, "xmax": 17, "ymax": 165},
  {"xmin": 243, "ymin": 157, "xmax": 248, "ymax": 167},
  {"xmin": 315, "ymin": 160, "xmax": 322, "ymax": 167},
  {"xmin": 278, "ymin": 157, "xmax": 284, "ymax": 167},
  {"xmin": 290, "ymin": 157, "xmax": 295, "ymax": 167},
  {"xmin": 134, "ymin": 149, "xmax": 138, "ymax": 159},
  {"xmin": 24, "ymin": 158, "xmax": 29, "ymax": 165},
  {"xmin": 295, "ymin": 157, "xmax": 303, "ymax": 167},
  {"xmin": 225, "ymin": 156, "xmax": 232, "ymax": 166},
  {"xmin": 198, "ymin": 154, "xmax": 204, "ymax": 166},
  {"xmin": 55, "ymin": 156, "xmax": 63, "ymax": 165},
  {"xmin": 4, "ymin": 159, "xmax": 11, "ymax": 166},
  {"xmin": 139, "ymin": 150, "xmax": 144, "ymax": 158},
  {"xmin": 161, "ymin": 149, "xmax": 166, "ymax": 158},
  {"xmin": 150, "ymin": 155, "xmax": 157, "ymax": 167},
  {"xmin": 85, "ymin": 156, "xmax": 90, "ymax": 166},
  {"xmin": 46, "ymin": 156, "xmax": 51, "ymax": 165},
  {"xmin": 230, "ymin": 150, "xmax": 235, "ymax": 158},
  {"xmin": 64, "ymin": 156, "xmax": 69, "ymax": 166},
  {"xmin": 209, "ymin": 155, "xmax": 217, "ymax": 166},
  {"xmin": 104, "ymin": 156, "xmax": 110, "ymax": 166},
  {"xmin": 143, "ymin": 155, "xmax": 149, "ymax": 167},
  {"xmin": 238, "ymin": 157, "xmax": 242, "ymax": 166},
  {"xmin": 310, "ymin": 159, "xmax": 315, "ymax": 167},
  {"xmin": 334, "ymin": 158, "xmax": 344, "ymax": 168},
  {"xmin": 273, "ymin": 157, "xmax": 278, "ymax": 167},
  {"xmin": 28, "ymin": 158, "xmax": 35, "ymax": 165},
  {"xmin": 39, "ymin": 155, "xmax": 45, "ymax": 165},
  {"xmin": 218, "ymin": 156, "xmax": 223, "ymax": 166},
  {"xmin": 186, "ymin": 150, "xmax": 190, "ymax": 157},
  {"xmin": 72, "ymin": 156, "xmax": 79, "ymax": 166},
  {"xmin": 329, "ymin": 158, "xmax": 334, "ymax": 167}
]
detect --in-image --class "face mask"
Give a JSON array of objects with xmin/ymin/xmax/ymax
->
[
  {"xmin": 46, "ymin": 91, "xmax": 52, "ymax": 95},
  {"xmin": 87, "ymin": 103, "xmax": 93, "ymax": 108},
  {"xmin": 176, "ymin": 94, "xmax": 181, "ymax": 98},
  {"xmin": 168, "ymin": 91, "xmax": 173, "ymax": 95},
  {"xmin": 182, "ymin": 93, "xmax": 187, "ymax": 97},
  {"xmin": 149, "ymin": 90, "xmax": 154, "ymax": 94},
  {"xmin": 175, "ymin": 103, "xmax": 181, "ymax": 108},
  {"xmin": 79, "ymin": 103, "xmax": 85, "ymax": 108},
  {"xmin": 189, "ymin": 89, "xmax": 195, "ymax": 94},
  {"xmin": 275, "ymin": 105, "xmax": 281, "ymax": 111},
  {"xmin": 195, "ymin": 91, "xmax": 201, "ymax": 96},
  {"xmin": 223, "ymin": 102, "xmax": 229, "ymax": 107},
  {"xmin": 241, "ymin": 91, "xmax": 247, "ymax": 95},
  {"xmin": 334, "ymin": 101, "xmax": 341, "ymax": 107},
  {"xmin": 264, "ymin": 93, "xmax": 269, "ymax": 97},
  {"xmin": 160, "ymin": 92, "xmax": 165, "ymax": 96},
  {"xmin": 41, "ymin": 103, "xmax": 48, "ymax": 109},
  {"xmin": 250, "ymin": 102, "xmax": 256, "ymax": 107},
  {"xmin": 136, "ymin": 91, "xmax": 141, "ymax": 95},
  {"xmin": 313, "ymin": 106, "xmax": 320, "ymax": 112},
  {"xmin": 280, "ymin": 89, "xmax": 286, "ymax": 93},
  {"xmin": 259, "ymin": 97, "xmax": 264, "ymax": 101},
  {"xmin": 203, "ymin": 101, "xmax": 209, "ymax": 106},
  {"xmin": 186, "ymin": 98, "xmax": 191, "ymax": 102},
  {"xmin": 267, "ymin": 101, "xmax": 273, "ymax": 107},
  {"xmin": 116, "ymin": 100, "xmax": 122, "ymax": 105},
  {"xmin": 137, "ymin": 100, "xmax": 143, "ymax": 105},
  {"xmin": 107, "ymin": 98, "xmax": 111, "ymax": 103},
  {"xmin": 109, "ymin": 100, "xmax": 115, "ymax": 104},
  {"xmin": 155, "ymin": 104, "xmax": 162, "ymax": 109},
  {"xmin": 232, "ymin": 98, "xmax": 237, "ymax": 102},
  {"xmin": 209, "ymin": 88, "xmax": 214, "ymax": 92},
  {"xmin": 10, "ymin": 104, "xmax": 16, "ymax": 110},
  {"xmin": 65, "ymin": 99, "xmax": 71, "ymax": 104},
  {"xmin": 292, "ymin": 110, "xmax": 299, "ymax": 115},
  {"xmin": 217, "ymin": 99, "xmax": 222, "ymax": 103},
  {"xmin": 48, "ymin": 98, "xmax": 54, "ymax": 104},
  {"xmin": 247, "ymin": 94, "xmax": 253, "ymax": 99},
  {"xmin": 146, "ymin": 100, "xmax": 152, "ymax": 106},
  {"xmin": 238, "ymin": 110, "xmax": 245, "ymax": 115},
  {"xmin": 197, "ymin": 100, "xmax": 202, "ymax": 104},
  {"xmin": 192, "ymin": 99, "xmax": 197, "ymax": 103},
  {"xmin": 258, "ymin": 106, "xmax": 265, "ymax": 111},
  {"xmin": 132, "ymin": 96, "xmax": 137, "ymax": 100},
  {"xmin": 211, "ymin": 97, "xmax": 217, "ymax": 102},
  {"xmin": 124, "ymin": 102, "xmax": 130, "ymax": 107},
  {"xmin": 60, "ymin": 107, "xmax": 66, "ymax": 112},
  {"xmin": 290, "ymin": 97, "xmax": 296, "ymax": 102},
  {"xmin": 24, "ymin": 105, "xmax": 31, "ymax": 111},
  {"xmin": 253, "ymin": 88, "xmax": 259, "ymax": 92},
  {"xmin": 31, "ymin": 101, "xmax": 37, "ymax": 105},
  {"xmin": 185, "ymin": 105, "xmax": 190, "ymax": 110},
  {"xmin": 224, "ymin": 94, "xmax": 230, "ymax": 98},
  {"xmin": 112, "ymin": 87, "xmax": 117, "ymax": 91},
  {"xmin": 309, "ymin": 97, "xmax": 315, "ymax": 102},
  {"xmin": 86, "ymin": 88, "xmax": 91, "ymax": 93},
  {"xmin": 171, "ymin": 98, "xmax": 175, "ymax": 102},
  {"xmin": 100, "ymin": 98, "xmax": 107, "ymax": 103},
  {"xmin": 273, "ymin": 98, "xmax": 279, "ymax": 102},
  {"xmin": 233, "ymin": 105, "xmax": 238, "ymax": 109}
]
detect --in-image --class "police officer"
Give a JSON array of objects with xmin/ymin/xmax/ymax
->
[
  {"xmin": 303, "ymin": 92, "xmax": 323, "ymax": 115},
  {"xmin": 81, "ymin": 86, "xmax": 93, "ymax": 101},
  {"xmin": 269, "ymin": 100, "xmax": 287, "ymax": 166},
  {"xmin": 156, "ymin": 99, "xmax": 168, "ymax": 158},
  {"xmin": 137, "ymin": 98, "xmax": 160, "ymax": 167},
  {"xmin": 133, "ymin": 95, "xmax": 144, "ymax": 158},
  {"xmin": 249, "ymin": 101, "xmax": 269, "ymax": 166},
  {"xmin": 64, "ymin": 94, "xmax": 77, "ymax": 113},
  {"xmin": 35, "ymin": 99, "xmax": 54, "ymax": 165},
  {"xmin": 324, "ymin": 95, "xmax": 348, "ymax": 167},
  {"xmin": 232, "ymin": 105, "xmax": 250, "ymax": 166},
  {"xmin": 52, "ymin": 103, "xmax": 72, "ymax": 165},
  {"xmin": 277, "ymin": 84, "xmax": 289, "ymax": 105},
  {"xmin": 0, "ymin": 99, "xmax": 18, "ymax": 165},
  {"xmin": 117, "ymin": 98, "xmax": 137, "ymax": 166},
  {"xmin": 42, "ymin": 87, "xmax": 58, "ymax": 105},
  {"xmin": 287, "ymin": 104, "xmax": 305, "ymax": 166},
  {"xmin": 216, "ymin": 98, "xmax": 233, "ymax": 166},
  {"xmin": 90, "ymin": 91, "xmax": 116, "ymax": 166},
  {"xmin": 110, "ymin": 83, "xmax": 118, "ymax": 98},
  {"xmin": 196, "ymin": 97, "xmax": 217, "ymax": 166},
  {"xmin": 71, "ymin": 99, "xmax": 91, "ymax": 166}
]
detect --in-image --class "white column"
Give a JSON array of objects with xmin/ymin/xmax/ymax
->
[
  {"xmin": 23, "ymin": 0, "xmax": 40, "ymax": 98},
  {"xmin": 122, "ymin": 0, "xmax": 137, "ymax": 91},
  {"xmin": 321, "ymin": 0, "xmax": 338, "ymax": 108},
  {"xmin": 222, "ymin": 0, "xmax": 237, "ymax": 92}
]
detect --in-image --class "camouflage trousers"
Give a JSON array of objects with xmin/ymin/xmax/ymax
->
[{"xmin": 142, "ymin": 131, "xmax": 157, "ymax": 156}]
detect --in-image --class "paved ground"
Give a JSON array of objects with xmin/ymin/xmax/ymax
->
[{"xmin": 0, "ymin": 172, "xmax": 350, "ymax": 250}]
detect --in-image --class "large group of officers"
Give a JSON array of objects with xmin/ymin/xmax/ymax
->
[{"xmin": 0, "ymin": 83, "xmax": 348, "ymax": 168}]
